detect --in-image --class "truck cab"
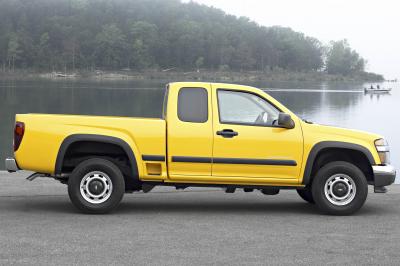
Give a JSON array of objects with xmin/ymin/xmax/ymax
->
[
  {"xmin": 165, "ymin": 82, "xmax": 303, "ymax": 183},
  {"xmin": 6, "ymin": 82, "xmax": 396, "ymax": 215}
]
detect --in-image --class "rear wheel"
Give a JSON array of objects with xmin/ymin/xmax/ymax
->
[
  {"xmin": 296, "ymin": 187, "xmax": 314, "ymax": 204},
  {"xmin": 68, "ymin": 158, "xmax": 125, "ymax": 214},
  {"xmin": 311, "ymin": 161, "xmax": 368, "ymax": 215}
]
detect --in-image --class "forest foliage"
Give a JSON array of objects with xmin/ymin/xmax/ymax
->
[{"xmin": 0, "ymin": 0, "xmax": 371, "ymax": 76}]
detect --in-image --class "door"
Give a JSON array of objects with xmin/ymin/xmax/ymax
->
[
  {"xmin": 211, "ymin": 87, "xmax": 303, "ymax": 182},
  {"xmin": 166, "ymin": 83, "xmax": 213, "ymax": 178}
]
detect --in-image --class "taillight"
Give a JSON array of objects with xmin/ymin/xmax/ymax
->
[{"xmin": 14, "ymin": 121, "xmax": 25, "ymax": 151}]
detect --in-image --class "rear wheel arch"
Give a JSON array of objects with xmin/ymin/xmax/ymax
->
[
  {"xmin": 302, "ymin": 141, "xmax": 375, "ymax": 185},
  {"xmin": 55, "ymin": 134, "xmax": 140, "ymax": 188}
]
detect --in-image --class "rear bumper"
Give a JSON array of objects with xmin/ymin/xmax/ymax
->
[
  {"xmin": 5, "ymin": 158, "xmax": 19, "ymax": 173},
  {"xmin": 373, "ymin": 165, "xmax": 396, "ymax": 187}
]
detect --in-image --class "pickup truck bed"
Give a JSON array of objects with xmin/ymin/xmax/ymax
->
[{"xmin": 15, "ymin": 114, "xmax": 166, "ymax": 178}]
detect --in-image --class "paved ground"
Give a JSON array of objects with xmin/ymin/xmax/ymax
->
[{"xmin": 1, "ymin": 171, "xmax": 400, "ymax": 265}]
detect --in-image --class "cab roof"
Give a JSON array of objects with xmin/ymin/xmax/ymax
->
[{"xmin": 168, "ymin": 82, "xmax": 262, "ymax": 92}]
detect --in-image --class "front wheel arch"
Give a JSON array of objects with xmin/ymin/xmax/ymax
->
[{"xmin": 302, "ymin": 141, "xmax": 376, "ymax": 185}]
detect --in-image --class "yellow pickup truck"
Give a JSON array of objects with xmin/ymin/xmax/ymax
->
[{"xmin": 6, "ymin": 82, "xmax": 396, "ymax": 215}]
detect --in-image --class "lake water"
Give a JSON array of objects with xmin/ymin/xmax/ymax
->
[{"xmin": 0, "ymin": 79, "xmax": 398, "ymax": 181}]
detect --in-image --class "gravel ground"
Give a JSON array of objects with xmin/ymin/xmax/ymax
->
[{"xmin": 1, "ymin": 171, "xmax": 400, "ymax": 265}]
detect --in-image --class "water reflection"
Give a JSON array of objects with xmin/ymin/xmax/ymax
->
[
  {"xmin": 364, "ymin": 92, "xmax": 392, "ymax": 100},
  {"xmin": 269, "ymin": 89, "xmax": 363, "ymax": 123}
]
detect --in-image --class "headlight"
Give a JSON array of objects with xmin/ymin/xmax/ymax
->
[{"xmin": 375, "ymin": 138, "xmax": 390, "ymax": 164}]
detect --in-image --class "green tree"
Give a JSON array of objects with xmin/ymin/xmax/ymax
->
[
  {"xmin": 231, "ymin": 41, "xmax": 256, "ymax": 71},
  {"xmin": 7, "ymin": 33, "xmax": 21, "ymax": 72},
  {"xmin": 0, "ymin": 0, "xmax": 374, "ymax": 77},
  {"xmin": 131, "ymin": 39, "xmax": 150, "ymax": 69},
  {"xmin": 128, "ymin": 21, "xmax": 159, "ymax": 69},
  {"xmin": 0, "ymin": 29, "xmax": 10, "ymax": 71},
  {"xmin": 326, "ymin": 40, "xmax": 365, "ymax": 75},
  {"xmin": 94, "ymin": 24, "xmax": 127, "ymax": 69},
  {"xmin": 267, "ymin": 27, "xmax": 323, "ymax": 71},
  {"xmin": 195, "ymin": 56, "xmax": 204, "ymax": 72},
  {"xmin": 36, "ymin": 32, "xmax": 51, "ymax": 70}
]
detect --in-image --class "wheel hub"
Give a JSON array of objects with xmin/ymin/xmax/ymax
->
[
  {"xmin": 80, "ymin": 171, "xmax": 113, "ymax": 204},
  {"xmin": 332, "ymin": 181, "xmax": 349, "ymax": 197},
  {"xmin": 324, "ymin": 174, "xmax": 356, "ymax": 206},
  {"xmin": 88, "ymin": 179, "xmax": 105, "ymax": 195}
]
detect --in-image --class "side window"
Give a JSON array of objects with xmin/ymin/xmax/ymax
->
[
  {"xmin": 178, "ymin": 87, "xmax": 208, "ymax": 123},
  {"xmin": 218, "ymin": 90, "xmax": 280, "ymax": 126}
]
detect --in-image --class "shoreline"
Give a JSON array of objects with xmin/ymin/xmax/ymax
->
[{"xmin": 0, "ymin": 69, "xmax": 384, "ymax": 83}]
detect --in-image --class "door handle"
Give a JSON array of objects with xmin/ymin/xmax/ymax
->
[{"xmin": 216, "ymin": 129, "xmax": 238, "ymax": 138}]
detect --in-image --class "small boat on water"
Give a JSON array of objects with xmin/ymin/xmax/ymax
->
[
  {"xmin": 364, "ymin": 87, "xmax": 392, "ymax": 93},
  {"xmin": 51, "ymin": 72, "xmax": 77, "ymax": 78}
]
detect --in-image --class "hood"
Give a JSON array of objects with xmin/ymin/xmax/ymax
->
[{"xmin": 302, "ymin": 121, "xmax": 382, "ymax": 144}]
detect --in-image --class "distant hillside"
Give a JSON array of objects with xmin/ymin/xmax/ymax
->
[{"xmin": 0, "ymin": 0, "xmax": 382, "ymax": 79}]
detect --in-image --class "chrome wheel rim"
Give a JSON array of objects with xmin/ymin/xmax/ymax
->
[
  {"xmin": 80, "ymin": 171, "xmax": 113, "ymax": 204},
  {"xmin": 324, "ymin": 174, "xmax": 356, "ymax": 206}
]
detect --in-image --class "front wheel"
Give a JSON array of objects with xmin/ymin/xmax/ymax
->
[
  {"xmin": 68, "ymin": 158, "xmax": 125, "ymax": 214},
  {"xmin": 311, "ymin": 161, "xmax": 368, "ymax": 215}
]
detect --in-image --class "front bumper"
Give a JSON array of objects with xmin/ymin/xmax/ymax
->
[
  {"xmin": 5, "ymin": 158, "xmax": 19, "ymax": 173},
  {"xmin": 373, "ymin": 165, "xmax": 396, "ymax": 187}
]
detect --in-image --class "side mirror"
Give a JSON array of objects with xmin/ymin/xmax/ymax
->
[{"xmin": 278, "ymin": 113, "xmax": 295, "ymax": 129}]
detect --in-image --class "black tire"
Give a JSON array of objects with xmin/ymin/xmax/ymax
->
[
  {"xmin": 311, "ymin": 161, "xmax": 368, "ymax": 215},
  {"xmin": 68, "ymin": 158, "xmax": 125, "ymax": 214},
  {"xmin": 296, "ymin": 187, "xmax": 315, "ymax": 204}
]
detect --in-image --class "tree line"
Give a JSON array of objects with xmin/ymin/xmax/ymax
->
[{"xmin": 0, "ymin": 0, "xmax": 369, "ymax": 76}]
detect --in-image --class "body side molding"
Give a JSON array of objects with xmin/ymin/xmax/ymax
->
[
  {"xmin": 302, "ymin": 141, "xmax": 376, "ymax": 185},
  {"xmin": 142, "ymin": 155, "xmax": 166, "ymax": 162},
  {"xmin": 172, "ymin": 156, "xmax": 212, "ymax": 163},
  {"xmin": 172, "ymin": 156, "xmax": 296, "ymax": 166},
  {"xmin": 213, "ymin": 158, "xmax": 297, "ymax": 166}
]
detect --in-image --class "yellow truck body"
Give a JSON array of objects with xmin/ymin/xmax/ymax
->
[{"xmin": 6, "ymin": 82, "xmax": 396, "ymax": 214}]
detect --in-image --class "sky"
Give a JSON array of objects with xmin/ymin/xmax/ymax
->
[{"xmin": 183, "ymin": 0, "xmax": 399, "ymax": 79}]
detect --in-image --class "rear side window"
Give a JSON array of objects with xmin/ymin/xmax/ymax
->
[{"xmin": 178, "ymin": 88, "xmax": 208, "ymax": 123}]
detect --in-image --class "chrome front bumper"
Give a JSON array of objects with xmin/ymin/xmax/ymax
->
[
  {"xmin": 372, "ymin": 164, "xmax": 396, "ymax": 187},
  {"xmin": 5, "ymin": 158, "xmax": 19, "ymax": 172}
]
